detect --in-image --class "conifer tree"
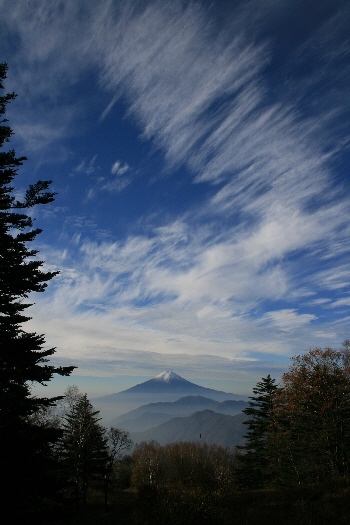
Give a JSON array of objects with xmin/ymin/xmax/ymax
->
[
  {"xmin": 0, "ymin": 63, "xmax": 74, "ymax": 512},
  {"xmin": 236, "ymin": 374, "xmax": 278, "ymax": 489},
  {"xmin": 59, "ymin": 392, "xmax": 109, "ymax": 506}
]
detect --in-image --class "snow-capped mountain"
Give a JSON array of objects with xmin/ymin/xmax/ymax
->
[
  {"xmin": 96, "ymin": 370, "xmax": 244, "ymax": 398},
  {"xmin": 154, "ymin": 371, "xmax": 186, "ymax": 383},
  {"xmin": 116, "ymin": 370, "xmax": 208, "ymax": 394},
  {"xmin": 92, "ymin": 371, "xmax": 247, "ymax": 424}
]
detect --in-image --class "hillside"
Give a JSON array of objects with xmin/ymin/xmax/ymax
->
[
  {"xmin": 92, "ymin": 371, "xmax": 248, "ymax": 423},
  {"xmin": 130, "ymin": 410, "xmax": 247, "ymax": 447},
  {"xmin": 112, "ymin": 395, "xmax": 248, "ymax": 432}
]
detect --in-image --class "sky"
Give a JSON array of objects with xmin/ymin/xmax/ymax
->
[{"xmin": 1, "ymin": 0, "xmax": 350, "ymax": 398}]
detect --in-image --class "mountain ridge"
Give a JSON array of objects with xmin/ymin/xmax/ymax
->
[
  {"xmin": 129, "ymin": 409, "xmax": 247, "ymax": 447},
  {"xmin": 111, "ymin": 395, "xmax": 248, "ymax": 432},
  {"xmin": 94, "ymin": 371, "xmax": 246, "ymax": 402},
  {"xmin": 92, "ymin": 371, "xmax": 248, "ymax": 424}
]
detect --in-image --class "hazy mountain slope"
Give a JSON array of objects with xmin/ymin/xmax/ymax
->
[
  {"xmin": 115, "ymin": 412, "xmax": 174, "ymax": 432},
  {"xmin": 92, "ymin": 371, "xmax": 248, "ymax": 423},
  {"xmin": 130, "ymin": 410, "xmax": 247, "ymax": 447},
  {"xmin": 111, "ymin": 395, "xmax": 248, "ymax": 431}
]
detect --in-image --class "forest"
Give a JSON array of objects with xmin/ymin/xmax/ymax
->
[
  {"xmin": 2, "ymin": 61, "xmax": 350, "ymax": 523},
  {"xmin": 8, "ymin": 346, "xmax": 350, "ymax": 524}
]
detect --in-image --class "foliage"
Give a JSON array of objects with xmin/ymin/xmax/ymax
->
[
  {"xmin": 132, "ymin": 440, "xmax": 165, "ymax": 489},
  {"xmin": 236, "ymin": 374, "xmax": 278, "ymax": 489},
  {"xmin": 131, "ymin": 440, "xmax": 236, "ymax": 492},
  {"xmin": 59, "ymin": 391, "xmax": 109, "ymax": 506},
  {"xmin": 130, "ymin": 436, "xmax": 350, "ymax": 525},
  {"xmin": 15, "ymin": 341, "xmax": 350, "ymax": 522},
  {"xmin": 103, "ymin": 427, "xmax": 133, "ymax": 509},
  {"xmin": 237, "ymin": 345, "xmax": 350, "ymax": 490},
  {"xmin": 0, "ymin": 62, "xmax": 74, "ymax": 514},
  {"xmin": 131, "ymin": 441, "xmax": 237, "ymax": 525},
  {"xmin": 272, "ymin": 344, "xmax": 350, "ymax": 485}
]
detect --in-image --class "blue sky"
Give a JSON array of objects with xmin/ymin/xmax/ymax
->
[{"xmin": 1, "ymin": 0, "xmax": 350, "ymax": 397}]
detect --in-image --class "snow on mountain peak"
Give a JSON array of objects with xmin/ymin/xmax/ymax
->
[{"xmin": 154, "ymin": 371, "xmax": 184, "ymax": 383}]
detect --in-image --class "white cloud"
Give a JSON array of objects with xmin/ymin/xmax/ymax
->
[
  {"xmin": 316, "ymin": 266, "xmax": 350, "ymax": 291},
  {"xmin": 73, "ymin": 156, "xmax": 98, "ymax": 175},
  {"xmin": 111, "ymin": 160, "xmax": 130, "ymax": 175},
  {"xmin": 328, "ymin": 298, "xmax": 350, "ymax": 309},
  {"xmin": 100, "ymin": 178, "xmax": 131, "ymax": 193},
  {"xmin": 261, "ymin": 309, "xmax": 317, "ymax": 332},
  {"xmin": 28, "ymin": 201, "xmax": 349, "ymax": 373},
  {"xmin": 2, "ymin": 0, "xmax": 350, "ymax": 385},
  {"xmin": 306, "ymin": 298, "xmax": 332, "ymax": 306},
  {"xmin": 93, "ymin": 160, "xmax": 133, "ymax": 192}
]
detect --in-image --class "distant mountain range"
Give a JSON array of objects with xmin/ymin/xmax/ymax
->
[
  {"xmin": 92, "ymin": 371, "xmax": 248, "ymax": 426},
  {"xmin": 129, "ymin": 410, "xmax": 247, "ymax": 447},
  {"xmin": 112, "ymin": 395, "xmax": 248, "ymax": 432}
]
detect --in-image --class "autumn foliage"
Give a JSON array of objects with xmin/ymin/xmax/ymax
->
[{"xmin": 238, "ymin": 342, "xmax": 350, "ymax": 489}]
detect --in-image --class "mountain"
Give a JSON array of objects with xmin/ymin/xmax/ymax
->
[
  {"xmin": 111, "ymin": 395, "xmax": 249, "ymax": 432},
  {"xmin": 130, "ymin": 410, "xmax": 247, "ymax": 447},
  {"xmin": 92, "ymin": 371, "xmax": 248, "ymax": 424},
  {"xmin": 100, "ymin": 371, "xmax": 244, "ymax": 398},
  {"xmin": 114, "ymin": 412, "xmax": 173, "ymax": 432}
]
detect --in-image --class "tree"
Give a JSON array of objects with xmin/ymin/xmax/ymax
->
[
  {"xmin": 160, "ymin": 441, "xmax": 235, "ymax": 490},
  {"xmin": 131, "ymin": 441, "xmax": 165, "ymax": 490},
  {"xmin": 273, "ymin": 345, "xmax": 350, "ymax": 485},
  {"xmin": 59, "ymin": 391, "xmax": 109, "ymax": 506},
  {"xmin": 236, "ymin": 374, "xmax": 278, "ymax": 489},
  {"xmin": 237, "ymin": 345, "xmax": 350, "ymax": 490},
  {"xmin": 130, "ymin": 441, "xmax": 237, "ymax": 524},
  {"xmin": 103, "ymin": 427, "xmax": 133, "ymax": 510},
  {"xmin": 0, "ymin": 63, "xmax": 74, "ymax": 513},
  {"xmin": 107, "ymin": 427, "xmax": 133, "ymax": 464}
]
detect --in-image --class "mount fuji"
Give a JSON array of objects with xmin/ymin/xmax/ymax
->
[{"xmin": 92, "ymin": 371, "xmax": 247, "ymax": 424}]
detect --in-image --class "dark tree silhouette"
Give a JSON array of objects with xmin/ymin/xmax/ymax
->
[
  {"xmin": 236, "ymin": 374, "xmax": 278, "ymax": 489},
  {"xmin": 59, "ymin": 392, "xmax": 109, "ymax": 507},
  {"xmin": 0, "ymin": 63, "xmax": 74, "ymax": 514}
]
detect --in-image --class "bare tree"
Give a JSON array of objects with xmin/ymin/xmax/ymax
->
[{"xmin": 103, "ymin": 427, "xmax": 133, "ymax": 510}]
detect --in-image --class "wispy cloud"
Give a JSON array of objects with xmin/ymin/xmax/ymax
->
[
  {"xmin": 2, "ymin": 0, "xmax": 350, "ymax": 390},
  {"xmin": 97, "ymin": 159, "xmax": 133, "ymax": 192},
  {"xmin": 111, "ymin": 160, "xmax": 130, "ymax": 175},
  {"xmin": 261, "ymin": 309, "xmax": 317, "ymax": 332},
  {"xmin": 72, "ymin": 156, "xmax": 98, "ymax": 176}
]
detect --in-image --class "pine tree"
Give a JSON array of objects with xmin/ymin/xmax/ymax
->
[
  {"xmin": 59, "ymin": 392, "xmax": 109, "ymax": 506},
  {"xmin": 0, "ymin": 63, "xmax": 74, "ymax": 513},
  {"xmin": 236, "ymin": 374, "xmax": 278, "ymax": 490}
]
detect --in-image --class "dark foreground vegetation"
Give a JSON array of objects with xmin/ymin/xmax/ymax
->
[
  {"xmin": 26, "ymin": 476, "xmax": 350, "ymax": 525},
  {"xmin": 2, "ymin": 62, "xmax": 350, "ymax": 523},
  {"xmin": 10, "ymin": 346, "xmax": 350, "ymax": 524}
]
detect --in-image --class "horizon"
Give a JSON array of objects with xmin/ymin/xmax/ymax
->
[
  {"xmin": 1, "ymin": 0, "xmax": 350, "ymax": 400},
  {"xmin": 33, "ymin": 369, "xmax": 252, "ymax": 400}
]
